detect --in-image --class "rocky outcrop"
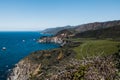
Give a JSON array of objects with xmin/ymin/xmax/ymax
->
[
  {"xmin": 7, "ymin": 48, "xmax": 76, "ymax": 80},
  {"xmin": 7, "ymin": 49, "xmax": 120, "ymax": 80},
  {"xmin": 38, "ymin": 36, "xmax": 63, "ymax": 44},
  {"xmin": 39, "ymin": 29, "xmax": 74, "ymax": 46},
  {"xmin": 7, "ymin": 58, "xmax": 40, "ymax": 80},
  {"xmin": 7, "ymin": 29, "xmax": 75, "ymax": 80}
]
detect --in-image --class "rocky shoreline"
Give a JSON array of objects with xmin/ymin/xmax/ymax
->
[
  {"xmin": 7, "ymin": 48, "xmax": 76, "ymax": 80},
  {"xmin": 7, "ymin": 29, "xmax": 74, "ymax": 80},
  {"xmin": 7, "ymin": 48, "xmax": 120, "ymax": 80},
  {"xmin": 38, "ymin": 29, "xmax": 74, "ymax": 47},
  {"xmin": 7, "ymin": 27, "xmax": 120, "ymax": 80}
]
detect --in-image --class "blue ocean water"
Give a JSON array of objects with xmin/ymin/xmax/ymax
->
[{"xmin": 0, "ymin": 32, "xmax": 59, "ymax": 80}]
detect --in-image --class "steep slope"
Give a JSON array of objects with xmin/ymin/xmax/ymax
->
[
  {"xmin": 74, "ymin": 20, "xmax": 120, "ymax": 33},
  {"xmin": 74, "ymin": 25, "xmax": 120, "ymax": 38},
  {"xmin": 42, "ymin": 20, "xmax": 120, "ymax": 35},
  {"xmin": 55, "ymin": 29, "xmax": 73, "ymax": 36},
  {"xmin": 7, "ymin": 48, "xmax": 76, "ymax": 80},
  {"xmin": 41, "ymin": 25, "xmax": 73, "ymax": 34},
  {"xmin": 38, "ymin": 29, "xmax": 74, "ymax": 45},
  {"xmin": 7, "ymin": 47, "xmax": 120, "ymax": 80}
]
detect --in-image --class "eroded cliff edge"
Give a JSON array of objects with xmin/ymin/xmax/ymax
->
[
  {"xmin": 7, "ymin": 48, "xmax": 77, "ymax": 80},
  {"xmin": 7, "ymin": 48, "xmax": 120, "ymax": 80},
  {"xmin": 7, "ymin": 29, "xmax": 77, "ymax": 80}
]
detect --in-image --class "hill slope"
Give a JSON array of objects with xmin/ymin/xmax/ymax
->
[
  {"xmin": 74, "ymin": 25, "xmax": 120, "ymax": 38},
  {"xmin": 42, "ymin": 20, "xmax": 120, "ymax": 34},
  {"xmin": 74, "ymin": 20, "xmax": 120, "ymax": 33},
  {"xmin": 41, "ymin": 25, "xmax": 73, "ymax": 34}
]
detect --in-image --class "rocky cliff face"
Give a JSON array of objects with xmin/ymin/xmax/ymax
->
[
  {"xmin": 7, "ymin": 49, "xmax": 120, "ymax": 80},
  {"xmin": 7, "ymin": 57, "xmax": 40, "ymax": 80},
  {"xmin": 39, "ymin": 29, "xmax": 74, "ymax": 46},
  {"xmin": 7, "ymin": 49, "xmax": 76, "ymax": 80},
  {"xmin": 7, "ymin": 29, "xmax": 75, "ymax": 80}
]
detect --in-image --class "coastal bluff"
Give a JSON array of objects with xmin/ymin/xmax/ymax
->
[
  {"xmin": 7, "ymin": 48, "xmax": 76, "ymax": 80},
  {"xmin": 7, "ymin": 29, "xmax": 76, "ymax": 80},
  {"xmin": 38, "ymin": 29, "xmax": 74, "ymax": 45},
  {"xmin": 7, "ymin": 48, "xmax": 120, "ymax": 80}
]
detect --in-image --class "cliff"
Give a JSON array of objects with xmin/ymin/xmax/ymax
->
[
  {"xmin": 7, "ymin": 35, "xmax": 120, "ymax": 80},
  {"xmin": 7, "ymin": 48, "xmax": 76, "ymax": 80},
  {"xmin": 7, "ymin": 48, "xmax": 120, "ymax": 80},
  {"xmin": 38, "ymin": 29, "xmax": 74, "ymax": 46},
  {"xmin": 7, "ymin": 58, "xmax": 39, "ymax": 80}
]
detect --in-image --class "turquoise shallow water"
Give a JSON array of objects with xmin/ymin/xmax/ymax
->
[{"xmin": 0, "ymin": 32, "xmax": 59, "ymax": 80}]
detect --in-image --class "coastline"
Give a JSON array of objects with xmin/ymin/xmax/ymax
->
[
  {"xmin": 7, "ymin": 30, "xmax": 74, "ymax": 80},
  {"xmin": 7, "ymin": 21, "xmax": 120, "ymax": 80},
  {"xmin": 7, "ymin": 48, "xmax": 76, "ymax": 80},
  {"xmin": 7, "ymin": 43, "xmax": 120, "ymax": 80},
  {"xmin": 0, "ymin": 32, "xmax": 60, "ymax": 80}
]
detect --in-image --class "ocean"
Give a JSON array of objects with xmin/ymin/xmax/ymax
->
[{"xmin": 0, "ymin": 32, "xmax": 59, "ymax": 80}]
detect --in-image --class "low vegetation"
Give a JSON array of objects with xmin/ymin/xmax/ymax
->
[
  {"xmin": 28, "ymin": 38, "xmax": 120, "ymax": 80},
  {"xmin": 74, "ymin": 25, "xmax": 120, "ymax": 39},
  {"xmin": 53, "ymin": 51, "xmax": 120, "ymax": 80},
  {"xmin": 31, "ymin": 38, "xmax": 120, "ymax": 79},
  {"xmin": 73, "ymin": 39, "xmax": 120, "ymax": 59}
]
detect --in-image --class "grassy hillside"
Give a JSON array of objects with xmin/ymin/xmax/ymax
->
[
  {"xmin": 73, "ymin": 39, "xmax": 120, "ymax": 59},
  {"xmin": 74, "ymin": 20, "xmax": 120, "ymax": 32},
  {"xmin": 74, "ymin": 25, "xmax": 120, "ymax": 39}
]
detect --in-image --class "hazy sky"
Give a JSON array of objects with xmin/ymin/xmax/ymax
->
[{"xmin": 0, "ymin": 0, "xmax": 120, "ymax": 31}]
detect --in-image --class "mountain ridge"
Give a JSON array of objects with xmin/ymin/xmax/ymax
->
[
  {"xmin": 74, "ymin": 25, "xmax": 120, "ymax": 39},
  {"xmin": 42, "ymin": 20, "xmax": 120, "ymax": 34}
]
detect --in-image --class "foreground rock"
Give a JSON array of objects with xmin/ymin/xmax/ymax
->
[
  {"xmin": 8, "ymin": 48, "xmax": 120, "ymax": 80},
  {"xmin": 7, "ymin": 48, "xmax": 76, "ymax": 80}
]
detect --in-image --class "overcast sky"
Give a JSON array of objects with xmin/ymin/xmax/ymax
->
[{"xmin": 0, "ymin": 0, "xmax": 120, "ymax": 31}]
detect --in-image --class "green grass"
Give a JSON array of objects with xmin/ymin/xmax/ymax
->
[
  {"xmin": 64, "ymin": 38, "xmax": 96, "ymax": 42},
  {"xmin": 73, "ymin": 40, "xmax": 120, "ymax": 59}
]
